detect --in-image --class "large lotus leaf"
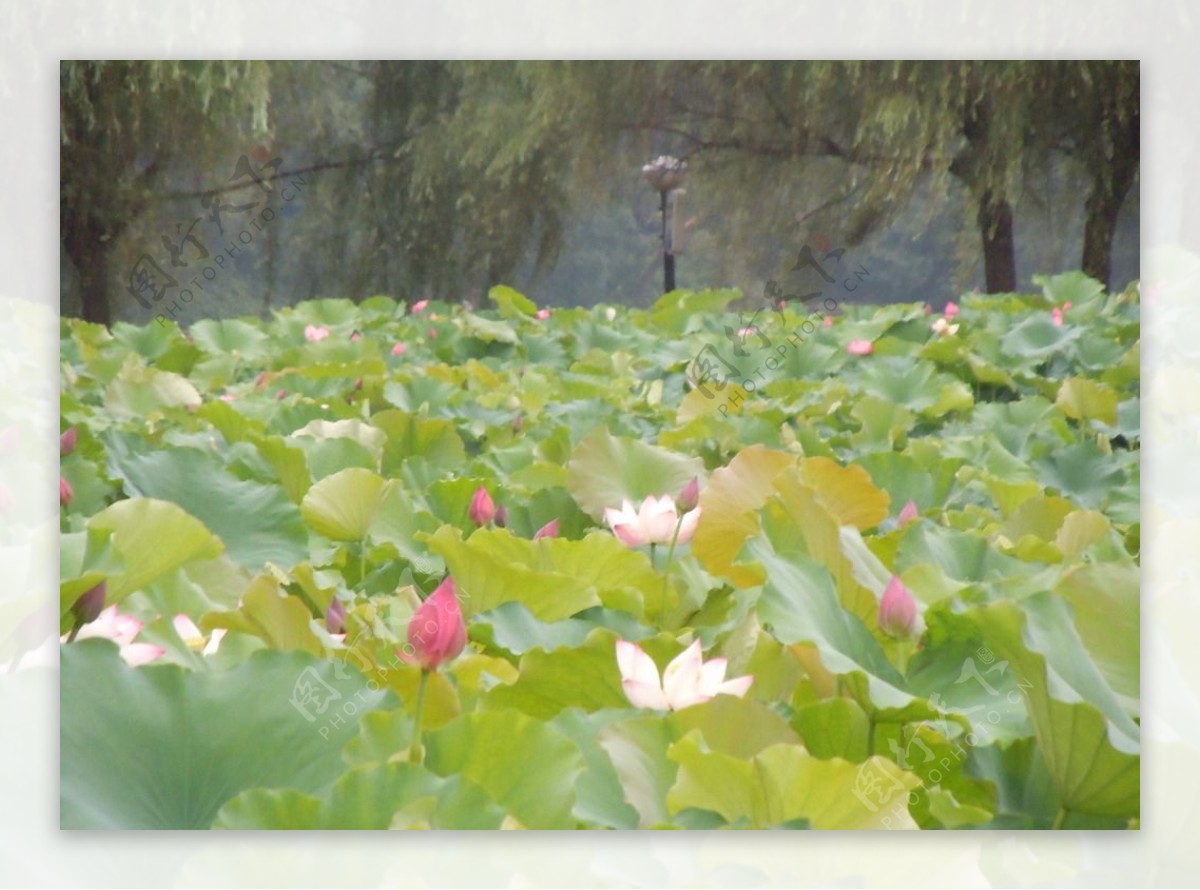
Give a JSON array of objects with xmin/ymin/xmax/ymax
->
[
  {"xmin": 83, "ymin": 498, "xmax": 224, "ymax": 604},
  {"xmin": 372, "ymin": 408, "xmax": 467, "ymax": 474},
  {"xmin": 666, "ymin": 731, "xmax": 921, "ymax": 829},
  {"xmin": 423, "ymin": 710, "xmax": 584, "ymax": 829},
  {"xmin": 426, "ymin": 527, "xmax": 664, "ymax": 622},
  {"xmin": 482, "ymin": 628, "xmax": 629, "ymax": 718},
  {"xmin": 201, "ymin": 573, "xmax": 324, "ymax": 656},
  {"xmin": 104, "ymin": 355, "xmax": 202, "ymax": 419},
  {"xmin": 61, "ymin": 642, "xmax": 393, "ymax": 829},
  {"xmin": 488, "ymin": 284, "xmax": 538, "ymax": 319},
  {"xmin": 965, "ymin": 596, "xmax": 1139, "ymax": 819},
  {"xmin": 565, "ymin": 427, "xmax": 704, "ymax": 522},
  {"xmin": 189, "ymin": 318, "xmax": 272, "ymax": 360},
  {"xmin": 300, "ymin": 467, "xmax": 390, "ymax": 541},
  {"xmin": 690, "ymin": 445, "xmax": 797, "ymax": 587},
  {"xmin": 213, "ymin": 762, "xmax": 504, "ymax": 829},
  {"xmin": 104, "ymin": 443, "xmax": 307, "ymax": 572}
]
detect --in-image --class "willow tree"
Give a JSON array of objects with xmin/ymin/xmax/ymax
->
[
  {"xmin": 538, "ymin": 60, "xmax": 1136, "ymax": 293},
  {"xmin": 61, "ymin": 61, "xmax": 270, "ymax": 324}
]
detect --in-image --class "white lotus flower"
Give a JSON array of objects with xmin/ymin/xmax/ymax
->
[
  {"xmin": 616, "ymin": 639, "xmax": 753, "ymax": 711},
  {"xmin": 603, "ymin": 495, "xmax": 701, "ymax": 548}
]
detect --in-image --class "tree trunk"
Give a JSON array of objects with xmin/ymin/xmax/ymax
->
[
  {"xmin": 977, "ymin": 189, "xmax": 1016, "ymax": 293},
  {"xmin": 1081, "ymin": 143, "xmax": 1137, "ymax": 290},
  {"xmin": 62, "ymin": 210, "xmax": 111, "ymax": 326}
]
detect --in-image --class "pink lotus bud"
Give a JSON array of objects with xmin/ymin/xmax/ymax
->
[
  {"xmin": 276, "ymin": 389, "xmax": 288, "ymax": 400},
  {"xmin": 924, "ymin": 304, "xmax": 933, "ymax": 315},
  {"xmin": 513, "ymin": 413, "xmax": 524, "ymax": 432},
  {"xmin": 60, "ymin": 427, "xmax": 78, "ymax": 456},
  {"xmin": 822, "ymin": 316, "xmax": 833, "ymax": 328},
  {"xmin": 411, "ymin": 299, "xmax": 429, "ymax": 313},
  {"xmin": 60, "ymin": 476, "xmax": 73, "ymax": 507},
  {"xmin": 354, "ymin": 378, "xmax": 363, "ymax": 391},
  {"xmin": 404, "ymin": 576, "xmax": 467, "ymax": 670},
  {"xmin": 304, "ymin": 324, "xmax": 330, "ymax": 342},
  {"xmin": 350, "ymin": 330, "xmax": 362, "ymax": 342},
  {"xmin": 536, "ymin": 309, "xmax": 551, "ymax": 320},
  {"xmin": 533, "ymin": 518, "xmax": 560, "ymax": 540},
  {"xmin": 326, "ymin": 598, "xmax": 346, "ymax": 635},
  {"xmin": 428, "ymin": 328, "xmax": 438, "ymax": 340},
  {"xmin": 897, "ymin": 500, "xmax": 919, "ymax": 526},
  {"xmin": 1063, "ymin": 301, "xmax": 1073, "ymax": 310},
  {"xmin": 494, "ymin": 505, "xmax": 509, "ymax": 528},
  {"xmin": 73, "ymin": 580, "xmax": 106, "ymax": 625},
  {"xmin": 677, "ymin": 476, "xmax": 701, "ymax": 512},
  {"xmin": 847, "ymin": 339, "xmax": 874, "ymax": 356},
  {"xmin": 468, "ymin": 486, "xmax": 496, "ymax": 526},
  {"xmin": 391, "ymin": 342, "xmax": 407, "ymax": 357},
  {"xmin": 1050, "ymin": 307, "xmax": 1064, "ymax": 326},
  {"xmin": 878, "ymin": 576, "xmax": 918, "ymax": 639},
  {"xmin": 254, "ymin": 372, "xmax": 269, "ymax": 388},
  {"xmin": 944, "ymin": 301, "xmax": 960, "ymax": 318}
]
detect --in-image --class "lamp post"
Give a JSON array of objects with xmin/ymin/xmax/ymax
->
[{"xmin": 642, "ymin": 155, "xmax": 687, "ymax": 294}]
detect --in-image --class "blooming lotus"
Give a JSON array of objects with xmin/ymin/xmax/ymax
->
[
  {"xmin": 604, "ymin": 495, "xmax": 701, "ymax": 548},
  {"xmin": 847, "ymin": 339, "xmax": 874, "ymax": 356},
  {"xmin": 304, "ymin": 324, "xmax": 330, "ymax": 342},
  {"xmin": 931, "ymin": 317, "xmax": 959, "ymax": 337},
  {"xmin": 69, "ymin": 606, "xmax": 165, "ymax": 667},
  {"xmin": 173, "ymin": 614, "xmax": 225, "ymax": 656},
  {"xmin": 878, "ymin": 576, "xmax": 918, "ymax": 639},
  {"xmin": 404, "ymin": 576, "xmax": 467, "ymax": 670},
  {"xmin": 411, "ymin": 299, "xmax": 429, "ymax": 313},
  {"xmin": 944, "ymin": 301, "xmax": 960, "ymax": 318},
  {"xmin": 615, "ymin": 639, "xmax": 753, "ymax": 711},
  {"xmin": 469, "ymin": 486, "xmax": 497, "ymax": 526}
]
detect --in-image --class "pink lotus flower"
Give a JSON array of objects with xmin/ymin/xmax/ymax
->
[
  {"xmin": 536, "ymin": 309, "xmax": 551, "ymax": 320},
  {"xmin": 897, "ymin": 499, "xmax": 919, "ymax": 526},
  {"xmin": 404, "ymin": 577, "xmax": 467, "ymax": 670},
  {"xmin": 350, "ymin": 331, "xmax": 362, "ymax": 343},
  {"xmin": 847, "ymin": 339, "xmax": 874, "ymax": 356},
  {"xmin": 944, "ymin": 301, "xmax": 960, "ymax": 318},
  {"xmin": 604, "ymin": 495, "xmax": 701, "ymax": 548},
  {"xmin": 304, "ymin": 324, "xmax": 330, "ymax": 342},
  {"xmin": 60, "ymin": 427, "xmax": 77, "ymax": 456},
  {"xmin": 60, "ymin": 476, "xmax": 73, "ymax": 507},
  {"xmin": 878, "ymin": 576, "xmax": 918, "ymax": 639},
  {"xmin": 391, "ymin": 342, "xmax": 407, "ymax": 356},
  {"xmin": 69, "ymin": 606, "xmax": 165, "ymax": 667},
  {"xmin": 219, "ymin": 393, "xmax": 235, "ymax": 402},
  {"xmin": 615, "ymin": 639, "xmax": 753, "ymax": 711},
  {"xmin": 823, "ymin": 316, "xmax": 834, "ymax": 328},
  {"xmin": 468, "ymin": 486, "xmax": 497, "ymax": 526},
  {"xmin": 533, "ymin": 518, "xmax": 560, "ymax": 540},
  {"xmin": 411, "ymin": 299, "xmax": 429, "ymax": 314},
  {"xmin": 1050, "ymin": 307, "xmax": 1064, "ymax": 326},
  {"xmin": 173, "ymin": 614, "xmax": 225, "ymax": 656}
]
